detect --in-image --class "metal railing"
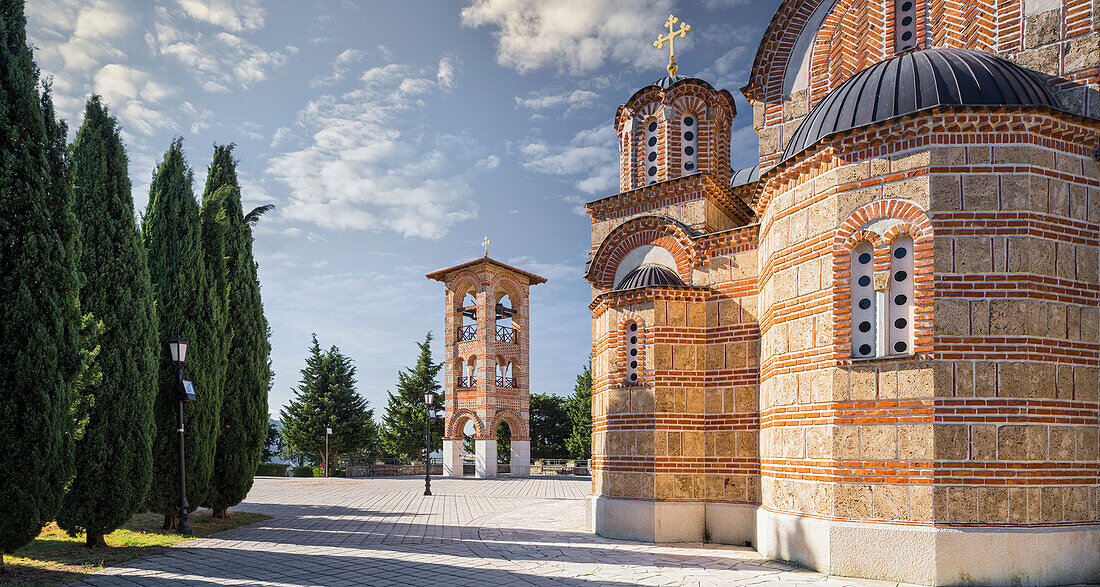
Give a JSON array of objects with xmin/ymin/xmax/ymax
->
[
  {"xmin": 495, "ymin": 375, "xmax": 517, "ymax": 388},
  {"xmin": 496, "ymin": 325, "xmax": 516, "ymax": 343},
  {"xmin": 458, "ymin": 325, "xmax": 476, "ymax": 341},
  {"xmin": 458, "ymin": 376, "xmax": 477, "ymax": 388}
]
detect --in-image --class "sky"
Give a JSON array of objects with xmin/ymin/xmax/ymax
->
[{"xmin": 27, "ymin": 0, "xmax": 782, "ymax": 419}]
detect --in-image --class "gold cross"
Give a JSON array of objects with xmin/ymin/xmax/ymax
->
[
  {"xmin": 482, "ymin": 236, "xmax": 491, "ymax": 257},
  {"xmin": 653, "ymin": 14, "xmax": 690, "ymax": 77}
]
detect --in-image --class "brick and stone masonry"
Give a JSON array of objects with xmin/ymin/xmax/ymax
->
[
  {"xmin": 427, "ymin": 257, "xmax": 546, "ymax": 478},
  {"xmin": 584, "ymin": 1, "xmax": 1099, "ymax": 584}
]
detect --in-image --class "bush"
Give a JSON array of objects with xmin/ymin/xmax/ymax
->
[
  {"xmin": 310, "ymin": 466, "xmax": 345, "ymax": 477},
  {"xmin": 291, "ymin": 466, "xmax": 314, "ymax": 477},
  {"xmin": 255, "ymin": 463, "xmax": 289, "ymax": 477}
]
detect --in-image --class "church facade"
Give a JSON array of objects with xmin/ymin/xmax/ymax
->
[{"xmin": 585, "ymin": 1, "xmax": 1099, "ymax": 584}]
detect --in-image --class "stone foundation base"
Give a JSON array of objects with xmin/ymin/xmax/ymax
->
[
  {"xmin": 593, "ymin": 499, "xmax": 1100, "ymax": 585},
  {"xmin": 592, "ymin": 496, "xmax": 754, "ymax": 544}
]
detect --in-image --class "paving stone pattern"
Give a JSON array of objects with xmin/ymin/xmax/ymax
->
[{"xmin": 76, "ymin": 477, "xmax": 913, "ymax": 586}]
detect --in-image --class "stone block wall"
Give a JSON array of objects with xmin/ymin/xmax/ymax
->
[{"xmin": 753, "ymin": 108, "xmax": 1099, "ymax": 529}]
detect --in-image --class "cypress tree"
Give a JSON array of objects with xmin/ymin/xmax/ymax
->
[
  {"xmin": 142, "ymin": 139, "xmax": 223, "ymax": 529},
  {"xmin": 380, "ymin": 333, "xmax": 443, "ymax": 462},
  {"xmin": 57, "ymin": 97, "xmax": 159, "ymax": 547},
  {"xmin": 565, "ymin": 363, "xmax": 592, "ymax": 460},
  {"xmin": 203, "ymin": 145, "xmax": 270, "ymax": 518},
  {"xmin": 0, "ymin": 0, "xmax": 82, "ymax": 566},
  {"xmin": 280, "ymin": 335, "xmax": 376, "ymax": 466}
]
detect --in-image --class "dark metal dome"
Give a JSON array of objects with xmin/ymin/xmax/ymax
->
[
  {"xmin": 615, "ymin": 264, "xmax": 684, "ymax": 291},
  {"xmin": 782, "ymin": 47, "xmax": 1061, "ymax": 161}
]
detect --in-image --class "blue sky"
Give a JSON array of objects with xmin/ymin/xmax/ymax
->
[{"xmin": 27, "ymin": 0, "xmax": 780, "ymax": 418}]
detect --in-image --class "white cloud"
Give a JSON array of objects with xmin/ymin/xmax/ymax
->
[
  {"xmin": 267, "ymin": 59, "xmax": 481, "ymax": 239},
  {"xmin": 93, "ymin": 64, "xmax": 180, "ymax": 135},
  {"xmin": 460, "ymin": 0, "xmax": 673, "ymax": 74},
  {"xmin": 519, "ymin": 125, "xmax": 617, "ymax": 195},
  {"xmin": 515, "ymin": 88, "xmax": 598, "ymax": 117},
  {"xmin": 436, "ymin": 55, "xmax": 459, "ymax": 91},
  {"xmin": 149, "ymin": 9, "xmax": 290, "ymax": 93},
  {"xmin": 310, "ymin": 48, "xmax": 366, "ymax": 87},
  {"xmin": 176, "ymin": 0, "xmax": 265, "ymax": 31}
]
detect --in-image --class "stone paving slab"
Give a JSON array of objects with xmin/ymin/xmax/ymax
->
[{"xmin": 74, "ymin": 477, "xmax": 917, "ymax": 586}]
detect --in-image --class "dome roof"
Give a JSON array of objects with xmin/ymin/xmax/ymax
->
[
  {"xmin": 615, "ymin": 263, "xmax": 684, "ymax": 291},
  {"xmin": 731, "ymin": 165, "xmax": 760, "ymax": 188},
  {"xmin": 782, "ymin": 47, "xmax": 1062, "ymax": 161}
]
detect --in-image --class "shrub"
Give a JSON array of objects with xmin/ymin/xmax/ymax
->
[
  {"xmin": 255, "ymin": 463, "xmax": 289, "ymax": 477},
  {"xmin": 310, "ymin": 466, "xmax": 345, "ymax": 477},
  {"xmin": 291, "ymin": 466, "xmax": 314, "ymax": 477}
]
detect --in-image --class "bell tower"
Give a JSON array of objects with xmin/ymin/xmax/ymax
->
[{"xmin": 426, "ymin": 254, "xmax": 546, "ymax": 478}]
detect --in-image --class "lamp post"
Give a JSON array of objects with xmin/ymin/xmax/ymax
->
[
  {"xmin": 423, "ymin": 391, "xmax": 434, "ymax": 496},
  {"xmin": 167, "ymin": 334, "xmax": 193, "ymax": 535},
  {"xmin": 325, "ymin": 427, "xmax": 331, "ymax": 477}
]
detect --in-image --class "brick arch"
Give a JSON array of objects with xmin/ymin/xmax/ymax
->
[
  {"xmin": 490, "ymin": 408, "xmax": 529, "ymax": 440},
  {"xmin": 808, "ymin": 0, "xmax": 887, "ymax": 106},
  {"xmin": 489, "ymin": 274, "xmax": 524, "ymax": 311},
  {"xmin": 446, "ymin": 409, "xmax": 484, "ymax": 440},
  {"xmin": 585, "ymin": 215, "xmax": 705, "ymax": 290},
  {"xmin": 832, "ymin": 200, "xmax": 934, "ymax": 359},
  {"xmin": 633, "ymin": 105, "xmax": 666, "ymax": 188},
  {"xmin": 449, "ymin": 272, "xmax": 482, "ymax": 306},
  {"xmin": 616, "ymin": 312, "xmax": 649, "ymax": 388},
  {"xmin": 746, "ymin": 0, "xmax": 840, "ymax": 104}
]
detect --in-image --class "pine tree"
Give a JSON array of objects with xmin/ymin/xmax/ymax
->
[
  {"xmin": 0, "ymin": 0, "xmax": 82, "ymax": 564},
  {"xmin": 565, "ymin": 363, "xmax": 592, "ymax": 460},
  {"xmin": 142, "ymin": 139, "xmax": 223, "ymax": 529},
  {"xmin": 280, "ymin": 335, "xmax": 375, "ymax": 466},
  {"xmin": 57, "ymin": 97, "xmax": 159, "ymax": 547},
  {"xmin": 380, "ymin": 333, "xmax": 444, "ymax": 462},
  {"xmin": 204, "ymin": 145, "xmax": 270, "ymax": 518},
  {"xmin": 529, "ymin": 393, "xmax": 570, "ymax": 460}
]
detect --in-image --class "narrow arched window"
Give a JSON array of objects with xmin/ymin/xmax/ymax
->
[
  {"xmin": 643, "ymin": 118, "xmax": 658, "ymax": 185},
  {"xmin": 851, "ymin": 242, "xmax": 876, "ymax": 358},
  {"xmin": 889, "ymin": 236, "xmax": 914, "ymax": 355},
  {"xmin": 894, "ymin": 0, "xmax": 917, "ymax": 53},
  {"xmin": 624, "ymin": 321, "xmax": 641, "ymax": 385},
  {"xmin": 680, "ymin": 114, "xmax": 697, "ymax": 174}
]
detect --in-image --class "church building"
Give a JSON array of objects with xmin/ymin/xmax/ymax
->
[{"xmin": 585, "ymin": 3, "xmax": 1099, "ymax": 584}]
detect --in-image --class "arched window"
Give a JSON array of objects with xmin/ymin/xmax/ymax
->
[
  {"xmin": 495, "ymin": 357, "xmax": 516, "ymax": 388},
  {"xmin": 459, "ymin": 291, "xmax": 477, "ymax": 341},
  {"xmin": 643, "ymin": 118, "xmax": 659, "ymax": 185},
  {"xmin": 889, "ymin": 236, "xmax": 914, "ymax": 355},
  {"xmin": 850, "ymin": 242, "xmax": 876, "ymax": 358},
  {"xmin": 461, "ymin": 356, "xmax": 477, "ymax": 387},
  {"xmin": 495, "ymin": 291, "xmax": 516, "ymax": 343},
  {"xmin": 680, "ymin": 114, "xmax": 697, "ymax": 174},
  {"xmin": 895, "ymin": 0, "xmax": 917, "ymax": 53},
  {"xmin": 624, "ymin": 321, "xmax": 641, "ymax": 385}
]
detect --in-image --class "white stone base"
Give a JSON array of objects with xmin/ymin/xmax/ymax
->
[
  {"xmin": 593, "ymin": 497, "xmax": 757, "ymax": 543},
  {"xmin": 510, "ymin": 440, "xmax": 530, "ymax": 476},
  {"xmin": 757, "ymin": 508, "xmax": 1100, "ymax": 585},
  {"xmin": 442, "ymin": 439, "xmax": 463, "ymax": 477},
  {"xmin": 474, "ymin": 439, "xmax": 497, "ymax": 478},
  {"xmin": 593, "ymin": 501, "xmax": 1100, "ymax": 584}
]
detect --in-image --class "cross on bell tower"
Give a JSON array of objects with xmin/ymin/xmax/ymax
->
[{"xmin": 426, "ymin": 256, "xmax": 546, "ymax": 478}]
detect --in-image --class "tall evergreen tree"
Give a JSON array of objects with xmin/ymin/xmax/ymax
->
[
  {"xmin": 0, "ymin": 0, "xmax": 82, "ymax": 564},
  {"xmin": 529, "ymin": 393, "xmax": 570, "ymax": 460},
  {"xmin": 380, "ymin": 333, "xmax": 443, "ymax": 462},
  {"xmin": 57, "ymin": 97, "xmax": 159, "ymax": 547},
  {"xmin": 203, "ymin": 145, "xmax": 270, "ymax": 518},
  {"xmin": 142, "ymin": 139, "xmax": 223, "ymax": 529},
  {"xmin": 280, "ymin": 335, "xmax": 376, "ymax": 466},
  {"xmin": 565, "ymin": 363, "xmax": 592, "ymax": 460}
]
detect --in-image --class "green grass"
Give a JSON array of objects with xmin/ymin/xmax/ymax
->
[{"xmin": 0, "ymin": 509, "xmax": 271, "ymax": 586}]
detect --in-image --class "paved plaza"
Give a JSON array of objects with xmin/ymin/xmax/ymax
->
[{"xmin": 76, "ymin": 477, "xmax": 911, "ymax": 586}]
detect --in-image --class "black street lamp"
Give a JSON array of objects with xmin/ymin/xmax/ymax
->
[
  {"xmin": 167, "ymin": 334, "xmax": 196, "ymax": 535},
  {"xmin": 423, "ymin": 391, "xmax": 434, "ymax": 496}
]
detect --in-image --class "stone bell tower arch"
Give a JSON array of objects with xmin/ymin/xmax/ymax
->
[{"xmin": 426, "ymin": 255, "xmax": 546, "ymax": 478}]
